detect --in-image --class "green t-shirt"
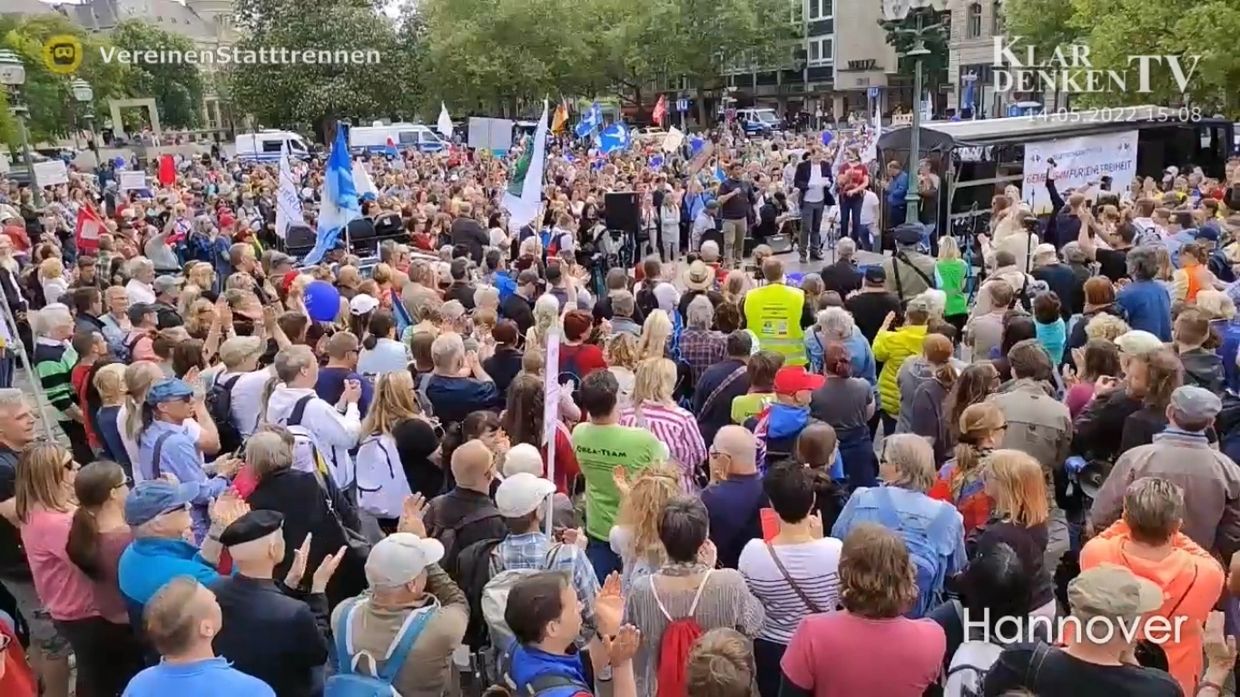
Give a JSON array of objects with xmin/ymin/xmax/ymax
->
[
  {"xmin": 731, "ymin": 392, "xmax": 775, "ymax": 425},
  {"xmin": 571, "ymin": 422, "xmax": 665, "ymax": 540}
]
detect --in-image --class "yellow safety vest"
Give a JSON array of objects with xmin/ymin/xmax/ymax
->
[{"xmin": 744, "ymin": 283, "xmax": 806, "ymax": 366}]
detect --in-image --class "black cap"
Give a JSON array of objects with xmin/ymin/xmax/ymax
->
[
  {"xmin": 864, "ymin": 266, "xmax": 886, "ymax": 284},
  {"xmin": 893, "ymin": 222, "xmax": 925, "ymax": 246},
  {"xmin": 219, "ymin": 510, "xmax": 284, "ymax": 547}
]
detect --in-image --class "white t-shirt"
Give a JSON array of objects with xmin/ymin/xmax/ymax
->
[
  {"xmin": 216, "ymin": 368, "xmax": 272, "ymax": 438},
  {"xmin": 118, "ymin": 402, "xmax": 203, "ymax": 483},
  {"xmin": 860, "ymin": 190, "xmax": 881, "ymax": 226},
  {"xmin": 738, "ymin": 536, "xmax": 843, "ymax": 643},
  {"xmin": 804, "ymin": 163, "xmax": 827, "ymax": 204},
  {"xmin": 125, "ymin": 279, "xmax": 156, "ymax": 306},
  {"xmin": 358, "ymin": 338, "xmax": 412, "ymax": 379}
]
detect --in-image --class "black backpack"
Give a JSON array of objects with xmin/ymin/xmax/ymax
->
[
  {"xmin": 454, "ymin": 537, "xmax": 505, "ymax": 650},
  {"xmin": 430, "ymin": 503, "xmax": 503, "ymax": 580},
  {"xmin": 205, "ymin": 375, "xmax": 244, "ymax": 455}
]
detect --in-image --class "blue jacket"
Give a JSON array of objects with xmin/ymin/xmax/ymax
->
[
  {"xmin": 118, "ymin": 537, "xmax": 221, "ymax": 610},
  {"xmin": 1116, "ymin": 280, "xmax": 1172, "ymax": 341},
  {"xmin": 138, "ymin": 422, "xmax": 228, "ymax": 543},
  {"xmin": 887, "ymin": 171, "xmax": 909, "ymax": 208},
  {"xmin": 508, "ymin": 644, "xmax": 591, "ymax": 697}
]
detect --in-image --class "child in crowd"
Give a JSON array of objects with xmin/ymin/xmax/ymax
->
[{"xmin": 1032, "ymin": 291, "xmax": 1066, "ymax": 364}]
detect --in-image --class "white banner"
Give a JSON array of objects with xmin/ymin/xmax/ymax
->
[
  {"xmin": 275, "ymin": 141, "xmax": 303, "ymax": 240},
  {"xmin": 32, "ymin": 160, "xmax": 68, "ymax": 187},
  {"xmin": 662, "ymin": 126, "xmax": 684, "ymax": 153},
  {"xmin": 119, "ymin": 171, "xmax": 146, "ymax": 191},
  {"xmin": 1022, "ymin": 131, "xmax": 1138, "ymax": 215}
]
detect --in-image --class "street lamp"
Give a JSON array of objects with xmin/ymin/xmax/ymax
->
[
  {"xmin": 70, "ymin": 78, "xmax": 99, "ymax": 164},
  {"xmin": 881, "ymin": 0, "xmax": 945, "ymax": 225},
  {"xmin": 0, "ymin": 49, "xmax": 41, "ymax": 208}
]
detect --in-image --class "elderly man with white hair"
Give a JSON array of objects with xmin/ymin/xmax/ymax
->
[
  {"xmin": 125, "ymin": 257, "xmax": 157, "ymax": 305},
  {"xmin": 804, "ymin": 306, "xmax": 877, "ymax": 388},
  {"xmin": 679, "ymin": 295, "xmax": 727, "ymax": 382},
  {"xmin": 820, "ymin": 237, "xmax": 862, "ymax": 297},
  {"xmin": 424, "ymin": 332, "xmax": 501, "ymax": 425}
]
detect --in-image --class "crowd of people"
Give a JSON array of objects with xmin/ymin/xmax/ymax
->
[{"xmin": 0, "ymin": 119, "xmax": 1237, "ymax": 697}]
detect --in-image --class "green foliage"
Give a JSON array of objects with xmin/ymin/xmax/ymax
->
[
  {"xmin": 878, "ymin": 9, "xmax": 950, "ymax": 91},
  {"xmin": 1002, "ymin": 0, "xmax": 1078, "ymax": 55},
  {"xmin": 226, "ymin": 0, "xmax": 420, "ymax": 137},
  {"xmin": 109, "ymin": 20, "xmax": 205, "ymax": 129},
  {"xmin": 1, "ymin": 14, "xmax": 129, "ymax": 145}
]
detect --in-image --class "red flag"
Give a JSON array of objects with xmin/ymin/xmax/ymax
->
[
  {"xmin": 74, "ymin": 205, "xmax": 105, "ymax": 255},
  {"xmin": 652, "ymin": 95, "xmax": 668, "ymax": 127},
  {"xmin": 157, "ymin": 154, "xmax": 176, "ymax": 187}
]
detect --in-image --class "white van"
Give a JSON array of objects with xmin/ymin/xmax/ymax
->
[
  {"xmin": 349, "ymin": 122, "xmax": 445, "ymax": 155},
  {"xmin": 233, "ymin": 130, "xmax": 310, "ymax": 162}
]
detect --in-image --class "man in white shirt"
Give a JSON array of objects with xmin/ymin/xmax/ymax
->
[
  {"xmin": 215, "ymin": 336, "xmax": 274, "ymax": 438},
  {"xmin": 264, "ymin": 345, "xmax": 362, "ymax": 489},
  {"xmin": 794, "ymin": 147, "xmax": 833, "ymax": 263},
  {"xmin": 692, "ymin": 200, "xmax": 719, "ymax": 253},
  {"xmin": 125, "ymin": 257, "xmax": 157, "ymax": 305},
  {"xmin": 859, "ymin": 188, "xmax": 881, "ymax": 253}
]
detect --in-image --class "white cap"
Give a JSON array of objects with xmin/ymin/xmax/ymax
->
[
  {"xmin": 1115, "ymin": 330, "xmax": 1164, "ymax": 356},
  {"xmin": 495, "ymin": 473, "xmax": 556, "ymax": 518},
  {"xmin": 349, "ymin": 293, "xmax": 380, "ymax": 316},
  {"xmin": 364, "ymin": 533, "xmax": 444, "ymax": 588},
  {"xmin": 502, "ymin": 443, "xmax": 545, "ymax": 478}
]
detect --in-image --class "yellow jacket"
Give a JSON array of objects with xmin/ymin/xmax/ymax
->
[
  {"xmin": 744, "ymin": 283, "xmax": 806, "ymax": 366},
  {"xmin": 872, "ymin": 324, "xmax": 928, "ymax": 415}
]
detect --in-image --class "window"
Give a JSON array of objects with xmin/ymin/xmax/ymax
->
[
  {"xmin": 992, "ymin": 1, "xmax": 1004, "ymax": 35},
  {"xmin": 808, "ymin": 0, "xmax": 831, "ymax": 21},
  {"xmin": 807, "ymin": 36, "xmax": 832, "ymax": 66},
  {"xmin": 967, "ymin": 3, "xmax": 983, "ymax": 38}
]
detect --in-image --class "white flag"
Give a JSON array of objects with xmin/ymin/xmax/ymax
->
[
  {"xmin": 662, "ymin": 126, "xmax": 685, "ymax": 153},
  {"xmin": 275, "ymin": 140, "xmax": 303, "ymax": 240},
  {"xmin": 438, "ymin": 102, "xmax": 454, "ymax": 140},
  {"xmin": 861, "ymin": 97, "xmax": 881, "ymax": 164},
  {"xmin": 502, "ymin": 100, "xmax": 549, "ymax": 228},
  {"xmin": 352, "ymin": 159, "xmax": 377, "ymax": 200}
]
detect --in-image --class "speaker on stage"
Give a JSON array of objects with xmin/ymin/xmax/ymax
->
[
  {"xmin": 285, "ymin": 224, "xmax": 315, "ymax": 256},
  {"xmin": 604, "ymin": 191, "xmax": 640, "ymax": 234}
]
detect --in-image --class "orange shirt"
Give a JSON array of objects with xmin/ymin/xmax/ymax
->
[{"xmin": 1079, "ymin": 521, "xmax": 1224, "ymax": 696}]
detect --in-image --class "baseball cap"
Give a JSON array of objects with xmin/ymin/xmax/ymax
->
[
  {"xmin": 146, "ymin": 378, "xmax": 195, "ymax": 405},
  {"xmin": 153, "ymin": 275, "xmax": 183, "ymax": 294},
  {"xmin": 269, "ymin": 252, "xmax": 295, "ymax": 269},
  {"xmin": 495, "ymin": 472, "xmax": 557, "ymax": 518},
  {"xmin": 127, "ymin": 302, "xmax": 157, "ymax": 324},
  {"xmin": 124, "ymin": 479, "xmax": 202, "ymax": 526},
  {"xmin": 1068, "ymin": 564, "xmax": 1164, "ymax": 622},
  {"xmin": 863, "ymin": 266, "xmax": 886, "ymax": 284},
  {"xmin": 364, "ymin": 533, "xmax": 444, "ymax": 588},
  {"xmin": 1033, "ymin": 243, "xmax": 1058, "ymax": 260},
  {"xmin": 1114, "ymin": 330, "xmax": 1163, "ymax": 356},
  {"xmin": 773, "ymin": 366, "xmax": 826, "ymax": 395},
  {"xmin": 279, "ymin": 270, "xmax": 300, "ymax": 294},
  {"xmin": 1170, "ymin": 385, "xmax": 1222, "ymax": 423},
  {"xmin": 1195, "ymin": 224, "xmax": 1220, "ymax": 243},
  {"xmin": 893, "ymin": 222, "xmax": 925, "ymax": 246},
  {"xmin": 502, "ymin": 443, "xmax": 545, "ymax": 477},
  {"xmin": 349, "ymin": 294, "xmax": 380, "ymax": 316}
]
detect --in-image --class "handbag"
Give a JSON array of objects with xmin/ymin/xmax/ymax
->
[{"xmin": 764, "ymin": 542, "xmax": 825, "ymax": 614}]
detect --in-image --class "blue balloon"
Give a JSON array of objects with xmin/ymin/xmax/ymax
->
[
  {"xmin": 304, "ymin": 280, "xmax": 341, "ymax": 322},
  {"xmin": 820, "ymin": 131, "xmax": 833, "ymax": 146},
  {"xmin": 787, "ymin": 272, "xmax": 805, "ymax": 286}
]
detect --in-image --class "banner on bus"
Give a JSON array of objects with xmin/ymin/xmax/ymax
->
[{"xmin": 1022, "ymin": 130, "xmax": 1138, "ymax": 215}]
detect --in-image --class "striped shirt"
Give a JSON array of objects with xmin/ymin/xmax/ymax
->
[
  {"xmin": 618, "ymin": 400, "xmax": 707, "ymax": 493},
  {"xmin": 496, "ymin": 532, "xmax": 599, "ymax": 641},
  {"xmin": 34, "ymin": 339, "xmax": 78, "ymax": 419},
  {"xmin": 738, "ymin": 537, "xmax": 843, "ymax": 644}
]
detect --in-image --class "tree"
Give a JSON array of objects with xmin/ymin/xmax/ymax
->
[
  {"xmin": 879, "ymin": 8, "xmax": 950, "ymax": 101},
  {"xmin": 226, "ymin": 0, "xmax": 418, "ymax": 139},
  {"xmin": 109, "ymin": 21, "xmax": 205, "ymax": 129},
  {"xmin": 1, "ymin": 14, "xmax": 129, "ymax": 145},
  {"xmin": 590, "ymin": 0, "xmax": 681, "ymax": 118}
]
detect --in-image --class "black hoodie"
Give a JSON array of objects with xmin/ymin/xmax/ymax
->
[{"xmin": 1179, "ymin": 348, "xmax": 1225, "ymax": 393}]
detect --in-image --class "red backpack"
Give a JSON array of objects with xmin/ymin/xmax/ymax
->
[{"xmin": 652, "ymin": 569, "xmax": 714, "ymax": 697}]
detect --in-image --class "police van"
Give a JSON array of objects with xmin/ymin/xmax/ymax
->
[
  {"xmin": 233, "ymin": 130, "xmax": 311, "ymax": 162},
  {"xmin": 349, "ymin": 123, "xmax": 446, "ymax": 156}
]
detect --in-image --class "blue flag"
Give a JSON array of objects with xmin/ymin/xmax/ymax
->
[
  {"xmin": 649, "ymin": 153, "xmax": 665, "ymax": 170},
  {"xmin": 304, "ymin": 124, "xmax": 362, "ymax": 265},
  {"xmin": 689, "ymin": 135, "xmax": 705, "ymax": 155},
  {"xmin": 574, "ymin": 102, "xmax": 602, "ymax": 138},
  {"xmin": 599, "ymin": 122, "xmax": 631, "ymax": 154},
  {"xmin": 713, "ymin": 158, "xmax": 725, "ymax": 182}
]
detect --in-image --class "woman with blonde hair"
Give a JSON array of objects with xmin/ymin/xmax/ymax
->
[
  {"xmin": 637, "ymin": 308, "xmax": 673, "ymax": 361},
  {"xmin": 722, "ymin": 269, "xmax": 749, "ymax": 306},
  {"xmin": 605, "ymin": 332, "xmax": 641, "ymax": 409},
  {"xmin": 780, "ymin": 524, "xmax": 945, "ymax": 696},
  {"xmin": 620, "ymin": 358, "xmax": 706, "ymax": 492},
  {"xmin": 973, "ymin": 449, "xmax": 1055, "ymax": 620},
  {"xmin": 832, "ymin": 434, "xmax": 966, "ymax": 617},
  {"xmin": 609, "ymin": 465, "xmax": 682, "ymax": 593},
  {"xmin": 187, "ymin": 261, "xmax": 217, "ymax": 300},
  {"xmin": 358, "ymin": 370, "xmax": 442, "ymax": 505},
  {"xmin": 1084, "ymin": 312, "xmax": 1130, "ymax": 342},
  {"xmin": 936, "ymin": 236, "xmax": 969, "ymax": 334},
  {"xmin": 18, "ymin": 444, "xmax": 142, "ymax": 695},
  {"xmin": 92, "ymin": 363, "xmax": 130, "ymax": 471},
  {"xmin": 687, "ymin": 628, "xmax": 756, "ymax": 697},
  {"xmin": 526, "ymin": 293, "xmax": 562, "ymax": 351},
  {"xmin": 929, "ymin": 402, "xmax": 1006, "ymax": 534},
  {"xmin": 117, "ymin": 361, "xmax": 215, "ymax": 479}
]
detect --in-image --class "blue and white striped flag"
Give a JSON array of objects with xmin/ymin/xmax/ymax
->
[
  {"xmin": 304, "ymin": 123, "xmax": 362, "ymax": 265},
  {"xmin": 599, "ymin": 122, "xmax": 631, "ymax": 154}
]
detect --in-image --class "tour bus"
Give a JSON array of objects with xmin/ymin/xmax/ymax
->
[
  {"xmin": 233, "ymin": 130, "xmax": 311, "ymax": 163},
  {"xmin": 349, "ymin": 123, "xmax": 446, "ymax": 155},
  {"xmin": 875, "ymin": 104, "xmax": 1235, "ymax": 241}
]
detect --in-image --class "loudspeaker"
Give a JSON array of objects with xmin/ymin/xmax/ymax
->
[
  {"xmin": 373, "ymin": 212, "xmax": 403, "ymax": 238},
  {"xmin": 285, "ymin": 224, "xmax": 315, "ymax": 255},
  {"xmin": 604, "ymin": 191, "xmax": 640, "ymax": 234},
  {"xmin": 765, "ymin": 233, "xmax": 794, "ymax": 255}
]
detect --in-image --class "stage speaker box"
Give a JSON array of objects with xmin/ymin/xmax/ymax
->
[
  {"xmin": 604, "ymin": 191, "xmax": 640, "ymax": 234},
  {"xmin": 373, "ymin": 212, "xmax": 403, "ymax": 238},
  {"xmin": 285, "ymin": 224, "xmax": 315, "ymax": 255},
  {"xmin": 764, "ymin": 233, "xmax": 794, "ymax": 255},
  {"xmin": 346, "ymin": 217, "xmax": 378, "ymax": 252}
]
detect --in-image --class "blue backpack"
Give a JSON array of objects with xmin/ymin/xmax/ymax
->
[
  {"xmin": 871, "ymin": 486, "xmax": 957, "ymax": 618},
  {"xmin": 326, "ymin": 598, "xmax": 434, "ymax": 697}
]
